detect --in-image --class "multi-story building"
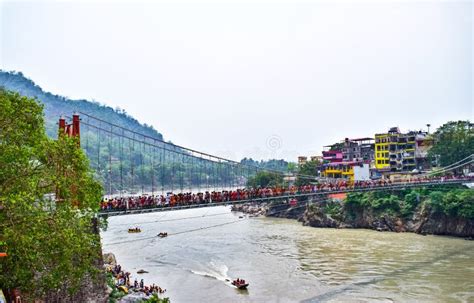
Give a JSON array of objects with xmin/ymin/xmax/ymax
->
[
  {"xmin": 390, "ymin": 131, "xmax": 416, "ymax": 171},
  {"xmin": 322, "ymin": 139, "xmax": 373, "ymax": 181},
  {"xmin": 321, "ymin": 161, "xmax": 370, "ymax": 181},
  {"xmin": 415, "ymin": 133, "xmax": 433, "ymax": 170},
  {"xmin": 375, "ymin": 127, "xmax": 431, "ymax": 173},
  {"xmin": 375, "ymin": 131, "xmax": 391, "ymax": 170},
  {"xmin": 341, "ymin": 138, "xmax": 375, "ymax": 162},
  {"xmin": 322, "ymin": 149, "xmax": 343, "ymax": 164}
]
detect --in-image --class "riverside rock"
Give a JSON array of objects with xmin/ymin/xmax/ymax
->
[
  {"xmin": 234, "ymin": 198, "xmax": 474, "ymax": 238},
  {"xmin": 103, "ymin": 253, "xmax": 117, "ymax": 266}
]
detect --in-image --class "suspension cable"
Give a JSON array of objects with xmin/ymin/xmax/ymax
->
[
  {"xmin": 104, "ymin": 218, "xmax": 247, "ymax": 246},
  {"xmin": 422, "ymin": 155, "xmax": 473, "ymax": 176},
  {"xmin": 76, "ymin": 115, "xmax": 318, "ymax": 180}
]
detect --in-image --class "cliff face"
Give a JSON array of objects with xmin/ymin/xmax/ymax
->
[
  {"xmin": 233, "ymin": 201, "xmax": 474, "ymax": 238},
  {"xmin": 301, "ymin": 201, "xmax": 474, "ymax": 237},
  {"xmin": 41, "ymin": 252, "xmax": 108, "ymax": 303}
]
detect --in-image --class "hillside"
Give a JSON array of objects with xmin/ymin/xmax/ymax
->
[
  {"xmin": 0, "ymin": 70, "xmax": 163, "ymax": 140},
  {"xmin": 0, "ymin": 70, "xmax": 290, "ymax": 194}
]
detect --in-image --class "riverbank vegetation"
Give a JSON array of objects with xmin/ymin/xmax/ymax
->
[
  {"xmin": 428, "ymin": 120, "xmax": 474, "ymax": 167},
  {"xmin": 246, "ymin": 171, "xmax": 285, "ymax": 188},
  {"xmin": 0, "ymin": 89, "xmax": 104, "ymax": 300},
  {"xmin": 295, "ymin": 160, "xmax": 320, "ymax": 186},
  {"xmin": 345, "ymin": 186, "xmax": 474, "ymax": 220},
  {"xmin": 298, "ymin": 185, "xmax": 474, "ymax": 236}
]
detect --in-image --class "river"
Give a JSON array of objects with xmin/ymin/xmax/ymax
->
[{"xmin": 101, "ymin": 206, "xmax": 474, "ymax": 303}]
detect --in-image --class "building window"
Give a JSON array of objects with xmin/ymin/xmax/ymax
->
[{"xmin": 377, "ymin": 160, "xmax": 381, "ymax": 164}]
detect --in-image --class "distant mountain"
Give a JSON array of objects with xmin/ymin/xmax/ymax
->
[
  {"xmin": 0, "ymin": 70, "xmax": 164, "ymax": 140},
  {"xmin": 0, "ymin": 70, "xmax": 288, "ymax": 194}
]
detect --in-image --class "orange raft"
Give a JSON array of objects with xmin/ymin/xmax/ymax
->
[{"xmin": 232, "ymin": 279, "xmax": 249, "ymax": 289}]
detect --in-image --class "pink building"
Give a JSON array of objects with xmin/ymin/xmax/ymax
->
[{"xmin": 322, "ymin": 150, "xmax": 343, "ymax": 163}]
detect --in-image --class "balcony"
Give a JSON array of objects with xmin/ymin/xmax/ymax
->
[{"xmin": 324, "ymin": 169, "xmax": 342, "ymax": 174}]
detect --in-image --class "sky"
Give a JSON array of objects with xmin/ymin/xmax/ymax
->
[{"xmin": 1, "ymin": 0, "xmax": 473, "ymax": 161}]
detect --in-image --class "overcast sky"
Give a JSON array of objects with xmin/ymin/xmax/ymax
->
[{"xmin": 1, "ymin": 0, "xmax": 472, "ymax": 161}]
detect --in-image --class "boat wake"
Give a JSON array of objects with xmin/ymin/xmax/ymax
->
[{"xmin": 188, "ymin": 261, "xmax": 232, "ymax": 284}]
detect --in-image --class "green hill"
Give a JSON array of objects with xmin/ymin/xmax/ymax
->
[
  {"xmin": 0, "ymin": 70, "xmax": 164, "ymax": 140},
  {"xmin": 0, "ymin": 70, "xmax": 288, "ymax": 194},
  {"xmin": 0, "ymin": 71, "xmax": 247, "ymax": 194}
]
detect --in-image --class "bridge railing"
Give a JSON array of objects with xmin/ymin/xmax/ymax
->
[{"xmin": 98, "ymin": 177, "xmax": 473, "ymax": 216}]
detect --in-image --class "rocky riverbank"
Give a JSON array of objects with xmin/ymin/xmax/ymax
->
[
  {"xmin": 231, "ymin": 202, "xmax": 306, "ymax": 219},
  {"xmin": 301, "ymin": 200, "xmax": 474, "ymax": 237},
  {"xmin": 103, "ymin": 253, "xmax": 169, "ymax": 303},
  {"xmin": 232, "ymin": 198, "xmax": 474, "ymax": 238}
]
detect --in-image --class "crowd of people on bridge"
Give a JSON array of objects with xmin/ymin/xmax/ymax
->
[{"xmin": 100, "ymin": 175, "xmax": 472, "ymax": 212}]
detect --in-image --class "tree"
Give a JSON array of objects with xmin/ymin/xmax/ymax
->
[
  {"xmin": 0, "ymin": 89, "xmax": 103, "ymax": 299},
  {"xmin": 247, "ymin": 171, "xmax": 284, "ymax": 188},
  {"xmin": 287, "ymin": 162, "xmax": 297, "ymax": 174},
  {"xmin": 329, "ymin": 142, "xmax": 344, "ymax": 151},
  {"xmin": 428, "ymin": 120, "xmax": 474, "ymax": 168},
  {"xmin": 295, "ymin": 160, "xmax": 319, "ymax": 186}
]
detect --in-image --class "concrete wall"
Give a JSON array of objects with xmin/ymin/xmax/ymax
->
[{"xmin": 353, "ymin": 164, "xmax": 370, "ymax": 181}]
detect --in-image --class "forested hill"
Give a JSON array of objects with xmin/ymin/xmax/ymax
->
[
  {"xmin": 0, "ymin": 70, "xmax": 164, "ymax": 140},
  {"xmin": 0, "ymin": 70, "xmax": 292, "ymax": 194}
]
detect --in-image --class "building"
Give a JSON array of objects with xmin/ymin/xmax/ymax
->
[
  {"xmin": 415, "ymin": 133, "xmax": 433, "ymax": 170},
  {"xmin": 322, "ymin": 149, "xmax": 343, "ymax": 163},
  {"xmin": 298, "ymin": 156, "xmax": 307, "ymax": 165},
  {"xmin": 321, "ymin": 161, "xmax": 370, "ymax": 181},
  {"xmin": 321, "ymin": 139, "xmax": 373, "ymax": 181},
  {"xmin": 375, "ymin": 127, "xmax": 432, "ymax": 173},
  {"xmin": 341, "ymin": 137, "xmax": 375, "ymax": 162},
  {"xmin": 375, "ymin": 131, "xmax": 391, "ymax": 171},
  {"xmin": 298, "ymin": 155, "xmax": 322, "ymax": 166}
]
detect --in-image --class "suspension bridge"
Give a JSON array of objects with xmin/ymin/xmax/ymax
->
[{"xmin": 58, "ymin": 113, "xmax": 474, "ymax": 217}]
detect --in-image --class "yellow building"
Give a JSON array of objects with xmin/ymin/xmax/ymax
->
[
  {"xmin": 375, "ymin": 133, "xmax": 390, "ymax": 170},
  {"xmin": 322, "ymin": 162, "xmax": 355, "ymax": 181}
]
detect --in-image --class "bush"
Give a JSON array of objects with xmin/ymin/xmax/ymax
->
[
  {"xmin": 345, "ymin": 188, "xmax": 473, "ymax": 220},
  {"xmin": 142, "ymin": 294, "xmax": 170, "ymax": 303},
  {"xmin": 400, "ymin": 191, "xmax": 420, "ymax": 217},
  {"xmin": 427, "ymin": 189, "xmax": 474, "ymax": 219},
  {"xmin": 324, "ymin": 202, "xmax": 342, "ymax": 217}
]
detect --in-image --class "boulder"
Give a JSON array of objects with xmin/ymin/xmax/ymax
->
[
  {"xmin": 118, "ymin": 292, "xmax": 148, "ymax": 303},
  {"xmin": 103, "ymin": 253, "xmax": 117, "ymax": 266}
]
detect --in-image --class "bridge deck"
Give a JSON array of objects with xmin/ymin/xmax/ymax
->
[{"xmin": 98, "ymin": 180, "xmax": 471, "ymax": 217}]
